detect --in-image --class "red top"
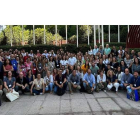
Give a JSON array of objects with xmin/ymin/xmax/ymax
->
[{"xmin": 4, "ymin": 64, "xmax": 13, "ymax": 76}]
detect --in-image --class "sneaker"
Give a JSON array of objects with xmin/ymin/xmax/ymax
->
[
  {"xmin": 104, "ymin": 90, "xmax": 107, "ymax": 93},
  {"xmin": 33, "ymin": 93, "xmax": 36, "ymax": 96},
  {"xmin": 40, "ymin": 92, "xmax": 43, "ymax": 95}
]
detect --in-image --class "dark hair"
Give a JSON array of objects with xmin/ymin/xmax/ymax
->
[
  {"xmin": 84, "ymin": 61, "xmax": 89, "ymax": 68},
  {"xmin": 120, "ymin": 60, "xmax": 127, "ymax": 67},
  {"xmin": 134, "ymin": 58, "xmax": 140, "ymax": 64},
  {"xmin": 4, "ymin": 59, "xmax": 12, "ymax": 66}
]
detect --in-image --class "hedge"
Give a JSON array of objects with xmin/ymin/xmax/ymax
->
[{"xmin": 0, "ymin": 42, "xmax": 140, "ymax": 54}]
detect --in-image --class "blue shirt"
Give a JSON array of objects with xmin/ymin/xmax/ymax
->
[
  {"xmin": 11, "ymin": 59, "xmax": 18, "ymax": 71},
  {"xmin": 93, "ymin": 48, "xmax": 99, "ymax": 55},
  {"xmin": 83, "ymin": 73, "xmax": 96, "ymax": 84},
  {"xmin": 130, "ymin": 76, "xmax": 140, "ymax": 87}
]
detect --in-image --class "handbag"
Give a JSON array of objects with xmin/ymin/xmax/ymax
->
[{"xmin": 6, "ymin": 89, "xmax": 19, "ymax": 102}]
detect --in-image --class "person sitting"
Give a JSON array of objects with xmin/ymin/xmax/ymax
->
[
  {"xmin": 97, "ymin": 58, "xmax": 106, "ymax": 72},
  {"xmin": 128, "ymin": 71, "xmax": 140, "ymax": 95},
  {"xmin": 26, "ymin": 69, "xmax": 35, "ymax": 89},
  {"xmin": 54, "ymin": 69, "xmax": 67, "ymax": 96},
  {"xmin": 114, "ymin": 66, "xmax": 124, "ymax": 87},
  {"xmin": 81, "ymin": 60, "xmax": 90, "ymax": 74},
  {"xmin": 107, "ymin": 70, "xmax": 119, "ymax": 93},
  {"xmin": 0, "ymin": 79, "xmax": 3, "ymax": 105},
  {"xmin": 83, "ymin": 69, "xmax": 96, "ymax": 94},
  {"xmin": 96, "ymin": 70, "xmax": 107, "ymax": 92},
  {"xmin": 121, "ymin": 68, "xmax": 133, "ymax": 90},
  {"xmin": 30, "ymin": 74, "xmax": 45, "ymax": 96},
  {"xmin": 131, "ymin": 58, "xmax": 140, "ymax": 74},
  {"xmin": 15, "ymin": 72, "xmax": 29, "ymax": 94},
  {"xmin": 68, "ymin": 70, "xmax": 81, "ymax": 94},
  {"xmin": 3, "ymin": 71, "xmax": 17, "ymax": 101},
  {"xmin": 44, "ymin": 71, "xmax": 54, "ymax": 94}
]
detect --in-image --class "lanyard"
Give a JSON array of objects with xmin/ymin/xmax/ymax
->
[{"xmin": 134, "ymin": 77, "xmax": 139, "ymax": 85}]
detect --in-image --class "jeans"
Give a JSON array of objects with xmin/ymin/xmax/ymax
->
[
  {"xmin": 32, "ymin": 89, "xmax": 43, "ymax": 95},
  {"xmin": 15, "ymin": 85, "xmax": 30, "ymax": 94},
  {"xmin": 54, "ymin": 82, "xmax": 67, "ymax": 94},
  {"xmin": 83, "ymin": 82, "xmax": 95, "ymax": 90},
  {"xmin": 45, "ymin": 83, "xmax": 54, "ymax": 92}
]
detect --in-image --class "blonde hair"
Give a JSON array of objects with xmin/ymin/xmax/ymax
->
[{"xmin": 107, "ymin": 70, "xmax": 115, "ymax": 77}]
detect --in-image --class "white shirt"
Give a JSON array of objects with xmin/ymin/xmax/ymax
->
[
  {"xmin": 29, "ymin": 53, "xmax": 34, "ymax": 58},
  {"xmin": 88, "ymin": 50, "xmax": 93, "ymax": 55},
  {"xmin": 60, "ymin": 60, "xmax": 68, "ymax": 66},
  {"xmin": 118, "ymin": 50, "xmax": 124, "ymax": 54},
  {"xmin": 103, "ymin": 59, "xmax": 109, "ymax": 66},
  {"xmin": 97, "ymin": 74, "xmax": 106, "ymax": 83},
  {"xmin": 44, "ymin": 75, "xmax": 53, "ymax": 84},
  {"xmin": 22, "ymin": 53, "xmax": 26, "ymax": 57},
  {"xmin": 68, "ymin": 57, "xmax": 77, "ymax": 66}
]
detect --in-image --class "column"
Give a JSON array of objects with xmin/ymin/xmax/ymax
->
[
  {"xmin": 94, "ymin": 25, "xmax": 96, "ymax": 46},
  {"xmin": 101, "ymin": 25, "xmax": 104, "ymax": 49},
  {"xmin": 22, "ymin": 25, "xmax": 24, "ymax": 46},
  {"xmin": 66, "ymin": 25, "xmax": 67, "ymax": 44},
  {"xmin": 98, "ymin": 25, "xmax": 100, "ymax": 43},
  {"xmin": 87, "ymin": 25, "xmax": 89, "ymax": 45},
  {"xmin": 33, "ymin": 25, "xmax": 35, "ymax": 45},
  {"xmin": 128, "ymin": 25, "xmax": 129, "ymax": 33},
  {"xmin": 10, "ymin": 25, "xmax": 12, "ymax": 47},
  {"xmin": 109, "ymin": 25, "xmax": 110, "ymax": 43},
  {"xmin": 118, "ymin": 25, "xmax": 120, "ymax": 42},
  {"xmin": 77, "ymin": 25, "xmax": 78, "ymax": 47},
  {"xmin": 44, "ymin": 25, "xmax": 46, "ymax": 44},
  {"xmin": 55, "ymin": 25, "xmax": 57, "ymax": 46}
]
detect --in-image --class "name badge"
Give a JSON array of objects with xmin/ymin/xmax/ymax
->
[
  {"xmin": 9, "ymin": 84, "xmax": 11, "ymax": 88},
  {"xmin": 39, "ymin": 67, "xmax": 41, "ymax": 69},
  {"xmin": 73, "ymin": 82, "xmax": 76, "ymax": 84},
  {"xmin": 46, "ymin": 85, "xmax": 48, "ymax": 88},
  {"xmin": 34, "ymin": 68, "xmax": 36, "ymax": 70},
  {"xmin": 88, "ymin": 80, "xmax": 90, "ymax": 83},
  {"xmin": 37, "ymin": 85, "xmax": 40, "ymax": 87},
  {"xmin": 14, "ymin": 64, "xmax": 15, "ymax": 66},
  {"xmin": 57, "ymin": 65, "xmax": 59, "ymax": 67},
  {"xmin": 60, "ymin": 81, "xmax": 62, "ymax": 84},
  {"xmin": 23, "ymin": 69, "xmax": 24, "ymax": 71},
  {"xmin": 134, "ymin": 84, "xmax": 136, "ymax": 87},
  {"xmin": 125, "ymin": 81, "xmax": 128, "ymax": 83},
  {"xmin": 52, "ymin": 66, "xmax": 53, "ymax": 67}
]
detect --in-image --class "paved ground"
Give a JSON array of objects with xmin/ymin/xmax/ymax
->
[{"xmin": 0, "ymin": 90, "xmax": 140, "ymax": 115}]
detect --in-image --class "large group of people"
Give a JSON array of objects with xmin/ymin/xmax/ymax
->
[{"xmin": 0, "ymin": 44, "xmax": 140, "ymax": 104}]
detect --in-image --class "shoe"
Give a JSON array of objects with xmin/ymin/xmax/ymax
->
[
  {"xmin": 40, "ymin": 92, "xmax": 43, "ymax": 95},
  {"xmin": 104, "ymin": 90, "xmax": 107, "ymax": 93},
  {"xmin": 33, "ymin": 93, "xmax": 36, "ymax": 96}
]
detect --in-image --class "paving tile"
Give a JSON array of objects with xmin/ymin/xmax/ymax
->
[
  {"xmin": 70, "ymin": 93, "xmax": 86, "ymax": 99},
  {"xmin": 27, "ymin": 100, "xmax": 43, "ymax": 115},
  {"xmin": 114, "ymin": 98, "xmax": 132, "ymax": 110},
  {"xmin": 94, "ymin": 91, "xmax": 108, "ymax": 98},
  {"xmin": 39, "ymin": 100, "xmax": 60, "ymax": 115},
  {"xmin": 92, "ymin": 111, "xmax": 106, "ymax": 115},
  {"xmin": 106, "ymin": 91, "xmax": 119, "ymax": 98},
  {"xmin": 60, "ymin": 100, "xmax": 71, "ymax": 114},
  {"xmin": 97, "ymin": 98, "xmax": 121, "ymax": 111},
  {"xmin": 71, "ymin": 99, "xmax": 91, "ymax": 113},
  {"xmin": 84, "ymin": 93, "xmax": 95, "ymax": 99},
  {"xmin": 87, "ymin": 99, "xmax": 103, "ymax": 111},
  {"xmin": 6, "ymin": 101, "xmax": 32, "ymax": 115},
  {"xmin": 61, "ymin": 93, "xmax": 70, "ymax": 100}
]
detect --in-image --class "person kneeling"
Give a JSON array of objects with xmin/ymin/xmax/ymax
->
[
  {"xmin": 107, "ymin": 70, "xmax": 119, "ymax": 93},
  {"xmin": 68, "ymin": 70, "xmax": 81, "ymax": 94},
  {"xmin": 54, "ymin": 69, "xmax": 67, "ymax": 96},
  {"xmin": 15, "ymin": 72, "xmax": 29, "ymax": 94},
  {"xmin": 3, "ymin": 71, "xmax": 19, "ymax": 102},
  {"xmin": 30, "ymin": 74, "xmax": 45, "ymax": 96},
  {"xmin": 44, "ymin": 71, "xmax": 54, "ymax": 94},
  {"xmin": 83, "ymin": 69, "xmax": 95, "ymax": 94},
  {"xmin": 96, "ymin": 70, "xmax": 107, "ymax": 92}
]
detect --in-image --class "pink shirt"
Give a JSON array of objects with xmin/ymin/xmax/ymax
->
[{"xmin": 25, "ymin": 62, "xmax": 32, "ymax": 70}]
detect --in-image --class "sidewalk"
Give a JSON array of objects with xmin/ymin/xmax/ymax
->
[{"xmin": 0, "ymin": 91, "xmax": 140, "ymax": 115}]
